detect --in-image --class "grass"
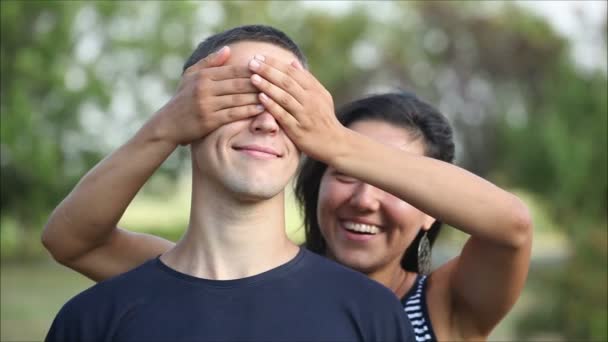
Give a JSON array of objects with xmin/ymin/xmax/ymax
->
[{"xmin": 1, "ymin": 261, "xmax": 93, "ymax": 342}]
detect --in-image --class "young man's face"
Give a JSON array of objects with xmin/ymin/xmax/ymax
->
[{"xmin": 192, "ymin": 41, "xmax": 300, "ymax": 201}]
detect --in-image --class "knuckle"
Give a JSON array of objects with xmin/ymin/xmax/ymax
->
[
  {"xmin": 286, "ymin": 65, "xmax": 298, "ymax": 77},
  {"xmin": 279, "ymin": 77, "xmax": 292, "ymax": 90},
  {"xmin": 232, "ymin": 93, "xmax": 247, "ymax": 104},
  {"xmin": 277, "ymin": 95, "xmax": 290, "ymax": 108},
  {"xmin": 224, "ymin": 108, "xmax": 236, "ymax": 120},
  {"xmin": 233, "ymin": 79, "xmax": 246, "ymax": 91},
  {"xmin": 231, "ymin": 65, "xmax": 247, "ymax": 77}
]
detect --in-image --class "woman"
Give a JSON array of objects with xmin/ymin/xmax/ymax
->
[
  {"xmin": 43, "ymin": 54, "xmax": 532, "ymax": 340},
  {"xmin": 293, "ymin": 92, "xmax": 532, "ymax": 341}
]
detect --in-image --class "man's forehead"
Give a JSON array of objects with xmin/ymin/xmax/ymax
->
[{"xmin": 225, "ymin": 41, "xmax": 297, "ymax": 67}]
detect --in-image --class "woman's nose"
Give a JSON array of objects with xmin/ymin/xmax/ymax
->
[{"xmin": 348, "ymin": 183, "xmax": 381, "ymax": 212}]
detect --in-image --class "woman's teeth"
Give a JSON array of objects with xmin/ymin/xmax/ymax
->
[{"xmin": 343, "ymin": 221, "xmax": 380, "ymax": 235}]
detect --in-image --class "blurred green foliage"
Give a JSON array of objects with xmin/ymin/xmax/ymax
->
[
  {"xmin": 498, "ymin": 55, "xmax": 608, "ymax": 341},
  {"xmin": 1, "ymin": 1, "xmax": 606, "ymax": 340}
]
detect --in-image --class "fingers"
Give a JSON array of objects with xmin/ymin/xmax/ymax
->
[
  {"xmin": 207, "ymin": 65, "xmax": 253, "ymax": 81},
  {"xmin": 251, "ymin": 73, "xmax": 303, "ymax": 116},
  {"xmin": 187, "ymin": 46, "xmax": 230, "ymax": 73},
  {"xmin": 211, "ymin": 93, "xmax": 261, "ymax": 111},
  {"xmin": 258, "ymin": 92, "xmax": 299, "ymax": 129},
  {"xmin": 249, "ymin": 56, "xmax": 306, "ymax": 100},
  {"xmin": 249, "ymin": 54, "xmax": 312, "ymax": 91},
  {"xmin": 183, "ymin": 47, "xmax": 253, "ymax": 81},
  {"xmin": 211, "ymin": 78, "xmax": 258, "ymax": 96},
  {"xmin": 215, "ymin": 104, "xmax": 266, "ymax": 124}
]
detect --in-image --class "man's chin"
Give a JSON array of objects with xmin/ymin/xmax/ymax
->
[
  {"xmin": 226, "ymin": 182, "xmax": 284, "ymax": 203},
  {"xmin": 234, "ymin": 191, "xmax": 278, "ymax": 203}
]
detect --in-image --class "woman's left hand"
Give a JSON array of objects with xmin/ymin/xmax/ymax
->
[{"xmin": 248, "ymin": 54, "xmax": 346, "ymax": 163}]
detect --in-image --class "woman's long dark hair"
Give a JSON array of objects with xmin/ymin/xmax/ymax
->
[{"xmin": 295, "ymin": 91, "xmax": 455, "ymax": 272}]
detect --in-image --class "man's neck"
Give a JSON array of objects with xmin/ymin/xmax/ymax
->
[{"xmin": 160, "ymin": 178, "xmax": 299, "ymax": 280}]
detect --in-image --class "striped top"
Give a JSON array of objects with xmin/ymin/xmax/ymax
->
[{"xmin": 401, "ymin": 275, "xmax": 437, "ymax": 342}]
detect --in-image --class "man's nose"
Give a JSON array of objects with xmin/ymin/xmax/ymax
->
[
  {"xmin": 250, "ymin": 111, "xmax": 279, "ymax": 135},
  {"xmin": 348, "ymin": 183, "xmax": 381, "ymax": 212}
]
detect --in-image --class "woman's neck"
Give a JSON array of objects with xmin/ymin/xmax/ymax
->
[{"xmin": 367, "ymin": 262, "xmax": 416, "ymax": 299}]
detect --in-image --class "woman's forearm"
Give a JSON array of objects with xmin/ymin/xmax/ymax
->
[
  {"xmin": 332, "ymin": 129, "xmax": 532, "ymax": 247},
  {"xmin": 42, "ymin": 115, "xmax": 178, "ymax": 263}
]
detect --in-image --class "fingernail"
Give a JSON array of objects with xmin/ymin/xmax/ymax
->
[
  {"xmin": 254, "ymin": 54, "xmax": 265, "ymax": 61},
  {"xmin": 255, "ymin": 104, "xmax": 265, "ymax": 112},
  {"xmin": 251, "ymin": 74, "xmax": 262, "ymax": 84},
  {"xmin": 260, "ymin": 93, "xmax": 269, "ymax": 101},
  {"xmin": 292, "ymin": 60, "xmax": 303, "ymax": 70},
  {"xmin": 249, "ymin": 59, "xmax": 260, "ymax": 70}
]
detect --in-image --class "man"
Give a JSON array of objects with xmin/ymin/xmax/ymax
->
[{"xmin": 44, "ymin": 25, "xmax": 414, "ymax": 341}]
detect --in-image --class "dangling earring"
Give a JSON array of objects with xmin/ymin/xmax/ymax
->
[{"xmin": 417, "ymin": 231, "xmax": 432, "ymax": 276}]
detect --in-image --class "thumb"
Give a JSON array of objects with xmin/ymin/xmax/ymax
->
[{"xmin": 196, "ymin": 46, "xmax": 230, "ymax": 70}]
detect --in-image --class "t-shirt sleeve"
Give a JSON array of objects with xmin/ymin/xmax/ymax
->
[
  {"xmin": 45, "ymin": 300, "xmax": 89, "ymax": 342},
  {"xmin": 45, "ymin": 290, "xmax": 114, "ymax": 342}
]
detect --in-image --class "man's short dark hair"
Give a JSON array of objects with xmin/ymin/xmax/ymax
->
[{"xmin": 183, "ymin": 25, "xmax": 308, "ymax": 72}]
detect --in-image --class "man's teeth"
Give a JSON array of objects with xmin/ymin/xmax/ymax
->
[{"xmin": 343, "ymin": 221, "xmax": 380, "ymax": 234}]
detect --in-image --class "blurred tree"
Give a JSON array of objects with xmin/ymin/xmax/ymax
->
[
  {"xmin": 0, "ymin": 1, "xmax": 376, "ymax": 256},
  {"xmin": 1, "ymin": 1, "xmax": 95, "ymax": 255},
  {"xmin": 1, "ymin": 1, "xmax": 200, "ymax": 256},
  {"xmin": 498, "ymin": 55, "xmax": 607, "ymax": 341}
]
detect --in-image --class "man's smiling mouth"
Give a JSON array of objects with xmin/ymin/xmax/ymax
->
[{"xmin": 233, "ymin": 144, "xmax": 282, "ymax": 158}]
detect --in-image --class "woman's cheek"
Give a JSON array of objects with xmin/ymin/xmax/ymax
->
[{"xmin": 382, "ymin": 193, "xmax": 424, "ymax": 227}]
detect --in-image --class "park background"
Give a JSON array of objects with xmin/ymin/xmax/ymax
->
[{"xmin": 1, "ymin": 1, "xmax": 606, "ymax": 341}]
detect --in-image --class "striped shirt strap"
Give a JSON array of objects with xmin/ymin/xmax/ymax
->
[{"xmin": 401, "ymin": 275, "xmax": 437, "ymax": 342}]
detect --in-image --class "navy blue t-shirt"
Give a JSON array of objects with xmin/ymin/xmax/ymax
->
[{"xmin": 46, "ymin": 248, "xmax": 414, "ymax": 341}]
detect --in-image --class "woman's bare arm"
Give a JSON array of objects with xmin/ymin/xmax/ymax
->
[
  {"xmin": 41, "ymin": 123, "xmax": 179, "ymax": 281},
  {"xmin": 42, "ymin": 47, "xmax": 265, "ymax": 281},
  {"xmin": 333, "ymin": 130, "xmax": 532, "ymax": 339}
]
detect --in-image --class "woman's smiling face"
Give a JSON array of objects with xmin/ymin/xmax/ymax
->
[{"xmin": 317, "ymin": 119, "xmax": 435, "ymax": 274}]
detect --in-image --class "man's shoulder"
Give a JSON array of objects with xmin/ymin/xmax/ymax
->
[
  {"xmin": 297, "ymin": 250, "xmax": 414, "ymax": 341},
  {"xmin": 299, "ymin": 249, "xmax": 398, "ymax": 301},
  {"xmin": 60, "ymin": 258, "xmax": 160, "ymax": 313},
  {"xmin": 46, "ymin": 259, "xmax": 161, "ymax": 341}
]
